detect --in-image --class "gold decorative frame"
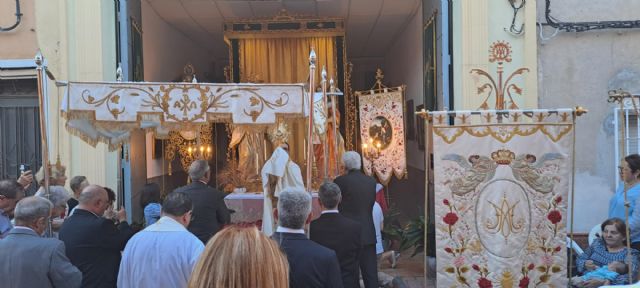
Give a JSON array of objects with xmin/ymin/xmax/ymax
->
[{"xmin": 223, "ymin": 9, "xmax": 345, "ymax": 41}]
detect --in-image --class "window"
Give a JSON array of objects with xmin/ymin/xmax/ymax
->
[
  {"xmin": 614, "ymin": 107, "xmax": 640, "ymax": 190},
  {"xmin": 0, "ymin": 79, "xmax": 41, "ymax": 181}
]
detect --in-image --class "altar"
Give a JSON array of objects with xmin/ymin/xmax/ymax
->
[{"xmin": 224, "ymin": 192, "xmax": 322, "ymax": 226}]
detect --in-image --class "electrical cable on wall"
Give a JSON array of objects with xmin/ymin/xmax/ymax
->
[
  {"xmin": 0, "ymin": 0, "xmax": 22, "ymax": 32},
  {"xmin": 505, "ymin": 0, "xmax": 526, "ymax": 36},
  {"xmin": 537, "ymin": 22, "xmax": 559, "ymax": 42},
  {"xmin": 541, "ymin": 0, "xmax": 640, "ymax": 33}
]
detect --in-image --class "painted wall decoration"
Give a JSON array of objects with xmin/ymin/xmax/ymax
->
[
  {"xmin": 471, "ymin": 40, "xmax": 529, "ymax": 110},
  {"xmin": 432, "ymin": 109, "xmax": 574, "ymax": 287},
  {"xmin": 357, "ymin": 87, "xmax": 407, "ymax": 185}
]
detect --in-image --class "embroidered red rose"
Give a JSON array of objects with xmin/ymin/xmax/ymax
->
[
  {"xmin": 518, "ymin": 276, "xmax": 529, "ymax": 288},
  {"xmin": 443, "ymin": 212, "xmax": 459, "ymax": 226},
  {"xmin": 554, "ymin": 246, "xmax": 561, "ymax": 252},
  {"xmin": 472, "ymin": 264, "xmax": 480, "ymax": 271},
  {"xmin": 444, "ymin": 247, "xmax": 453, "ymax": 254},
  {"xmin": 555, "ymin": 196, "xmax": 562, "ymax": 204},
  {"xmin": 443, "ymin": 199, "xmax": 450, "ymax": 206},
  {"xmin": 527, "ymin": 263, "xmax": 535, "ymax": 270},
  {"xmin": 478, "ymin": 277, "xmax": 493, "ymax": 288},
  {"xmin": 547, "ymin": 210, "xmax": 562, "ymax": 224}
]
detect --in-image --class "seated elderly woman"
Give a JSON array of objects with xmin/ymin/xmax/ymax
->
[
  {"xmin": 35, "ymin": 186, "xmax": 70, "ymax": 237},
  {"xmin": 576, "ymin": 218, "xmax": 640, "ymax": 287}
]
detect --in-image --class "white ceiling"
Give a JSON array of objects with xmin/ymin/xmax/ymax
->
[{"xmin": 143, "ymin": 0, "xmax": 421, "ymax": 60}]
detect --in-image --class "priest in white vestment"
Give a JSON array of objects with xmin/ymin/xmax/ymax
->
[{"xmin": 261, "ymin": 143, "xmax": 305, "ymax": 236}]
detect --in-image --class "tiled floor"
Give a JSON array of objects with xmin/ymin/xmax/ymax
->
[{"xmin": 378, "ymin": 252, "xmax": 435, "ymax": 288}]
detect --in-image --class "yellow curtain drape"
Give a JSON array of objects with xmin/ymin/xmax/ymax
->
[
  {"xmin": 238, "ymin": 37, "xmax": 337, "ymax": 85},
  {"xmin": 237, "ymin": 37, "xmax": 337, "ymax": 184}
]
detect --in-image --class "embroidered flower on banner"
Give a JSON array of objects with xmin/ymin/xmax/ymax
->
[
  {"xmin": 547, "ymin": 210, "xmax": 561, "ymax": 224},
  {"xmin": 478, "ymin": 277, "xmax": 493, "ymax": 288},
  {"xmin": 444, "ymin": 212, "xmax": 459, "ymax": 226}
]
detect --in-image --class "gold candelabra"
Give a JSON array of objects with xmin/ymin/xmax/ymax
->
[
  {"xmin": 165, "ymin": 124, "xmax": 214, "ymax": 174},
  {"xmin": 362, "ymin": 138, "xmax": 382, "ymax": 161},
  {"xmin": 186, "ymin": 144, "xmax": 213, "ymax": 159}
]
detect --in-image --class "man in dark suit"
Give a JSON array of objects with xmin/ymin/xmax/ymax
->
[
  {"xmin": 59, "ymin": 185, "xmax": 135, "ymax": 288},
  {"xmin": 310, "ymin": 182, "xmax": 361, "ymax": 288},
  {"xmin": 334, "ymin": 151, "xmax": 378, "ymax": 288},
  {"xmin": 272, "ymin": 188, "xmax": 343, "ymax": 288},
  {"xmin": 174, "ymin": 160, "xmax": 230, "ymax": 243},
  {"xmin": 0, "ymin": 196, "xmax": 82, "ymax": 287}
]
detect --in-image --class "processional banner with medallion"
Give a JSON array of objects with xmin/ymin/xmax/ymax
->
[
  {"xmin": 432, "ymin": 109, "xmax": 574, "ymax": 287},
  {"xmin": 357, "ymin": 87, "xmax": 407, "ymax": 185},
  {"xmin": 61, "ymin": 82, "xmax": 305, "ymax": 150}
]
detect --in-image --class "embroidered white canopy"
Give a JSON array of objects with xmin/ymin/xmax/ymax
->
[{"xmin": 61, "ymin": 81, "xmax": 306, "ymax": 150}]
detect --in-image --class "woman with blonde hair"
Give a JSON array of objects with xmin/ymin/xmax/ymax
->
[{"xmin": 188, "ymin": 226, "xmax": 289, "ymax": 288}]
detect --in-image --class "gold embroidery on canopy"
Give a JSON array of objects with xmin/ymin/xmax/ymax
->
[{"xmin": 433, "ymin": 123, "xmax": 573, "ymax": 144}]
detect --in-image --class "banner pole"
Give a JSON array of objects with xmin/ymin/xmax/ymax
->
[
  {"xmin": 35, "ymin": 52, "xmax": 52, "ymax": 237},
  {"xmin": 306, "ymin": 49, "xmax": 316, "ymax": 192},
  {"xmin": 418, "ymin": 108, "xmax": 431, "ymax": 283},
  {"xmin": 321, "ymin": 66, "xmax": 328, "ymax": 181},
  {"xmin": 330, "ymin": 78, "xmax": 339, "ymax": 178}
]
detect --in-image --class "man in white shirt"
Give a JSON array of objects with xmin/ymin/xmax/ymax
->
[{"xmin": 117, "ymin": 192, "xmax": 204, "ymax": 288}]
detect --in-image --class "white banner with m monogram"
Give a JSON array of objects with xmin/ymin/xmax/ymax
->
[{"xmin": 432, "ymin": 109, "xmax": 575, "ymax": 287}]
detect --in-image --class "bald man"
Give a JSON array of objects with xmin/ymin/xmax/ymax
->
[{"xmin": 59, "ymin": 185, "xmax": 135, "ymax": 288}]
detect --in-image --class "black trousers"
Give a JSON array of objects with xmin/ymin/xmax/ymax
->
[{"xmin": 359, "ymin": 244, "xmax": 379, "ymax": 288}]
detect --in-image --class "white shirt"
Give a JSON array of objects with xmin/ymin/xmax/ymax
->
[
  {"xmin": 321, "ymin": 210, "xmax": 339, "ymax": 215},
  {"xmin": 276, "ymin": 226, "xmax": 306, "ymax": 234},
  {"xmin": 117, "ymin": 216, "xmax": 204, "ymax": 288},
  {"xmin": 372, "ymin": 202, "xmax": 384, "ymax": 254}
]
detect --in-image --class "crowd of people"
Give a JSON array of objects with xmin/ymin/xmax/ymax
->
[
  {"xmin": 0, "ymin": 149, "xmax": 400, "ymax": 288},
  {"xmin": 6, "ymin": 151, "xmax": 640, "ymax": 287}
]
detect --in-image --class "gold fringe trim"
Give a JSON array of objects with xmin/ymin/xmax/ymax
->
[{"xmin": 433, "ymin": 124, "xmax": 574, "ymax": 144}]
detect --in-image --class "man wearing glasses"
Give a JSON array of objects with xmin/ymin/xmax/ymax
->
[{"xmin": 261, "ymin": 142, "xmax": 305, "ymax": 236}]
